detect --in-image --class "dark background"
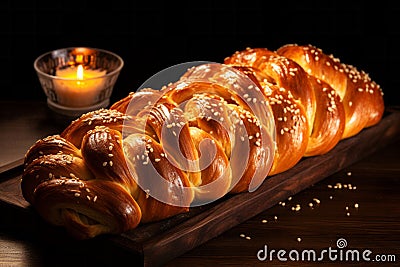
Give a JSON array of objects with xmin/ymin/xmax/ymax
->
[{"xmin": 1, "ymin": 0, "xmax": 398, "ymax": 106}]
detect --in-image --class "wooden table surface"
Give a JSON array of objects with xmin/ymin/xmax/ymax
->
[{"xmin": 0, "ymin": 100, "xmax": 399, "ymax": 267}]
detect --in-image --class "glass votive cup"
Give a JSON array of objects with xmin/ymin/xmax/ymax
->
[{"xmin": 34, "ymin": 47, "xmax": 124, "ymax": 117}]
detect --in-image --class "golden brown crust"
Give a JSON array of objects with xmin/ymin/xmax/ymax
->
[
  {"xmin": 60, "ymin": 108, "xmax": 131, "ymax": 148},
  {"xmin": 277, "ymin": 44, "xmax": 384, "ymax": 138},
  {"xmin": 21, "ymin": 43, "xmax": 384, "ymax": 239},
  {"xmin": 304, "ymin": 76, "xmax": 345, "ymax": 155},
  {"xmin": 225, "ymin": 53, "xmax": 311, "ymax": 173},
  {"xmin": 225, "ymin": 48, "xmax": 316, "ymax": 134},
  {"xmin": 33, "ymin": 179, "xmax": 141, "ymax": 239},
  {"xmin": 23, "ymin": 135, "xmax": 81, "ymax": 167},
  {"xmin": 162, "ymin": 76, "xmax": 274, "ymax": 193},
  {"xmin": 123, "ymin": 133, "xmax": 193, "ymax": 222},
  {"xmin": 262, "ymin": 84, "xmax": 309, "ymax": 175},
  {"xmin": 110, "ymin": 88, "xmax": 163, "ymax": 115},
  {"xmin": 22, "ymin": 153, "xmax": 92, "ymax": 204},
  {"xmin": 188, "ymin": 127, "xmax": 232, "ymax": 199},
  {"xmin": 81, "ymin": 126, "xmax": 138, "ymax": 193},
  {"xmin": 224, "ymin": 44, "xmax": 383, "ymax": 170}
]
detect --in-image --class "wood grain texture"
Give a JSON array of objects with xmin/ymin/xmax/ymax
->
[{"xmin": 1, "ymin": 111, "xmax": 399, "ymax": 266}]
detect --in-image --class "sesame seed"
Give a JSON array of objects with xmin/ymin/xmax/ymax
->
[
  {"xmin": 334, "ymin": 183, "xmax": 343, "ymax": 189},
  {"xmin": 297, "ymin": 237, "xmax": 302, "ymax": 242},
  {"xmin": 74, "ymin": 193, "xmax": 80, "ymax": 197},
  {"xmin": 292, "ymin": 204, "xmax": 301, "ymax": 211},
  {"xmin": 354, "ymin": 203, "xmax": 359, "ymax": 208}
]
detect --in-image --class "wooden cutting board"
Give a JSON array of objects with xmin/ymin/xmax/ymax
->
[{"xmin": 1, "ymin": 111, "xmax": 399, "ymax": 267}]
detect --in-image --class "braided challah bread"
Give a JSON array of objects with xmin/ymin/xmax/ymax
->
[{"xmin": 21, "ymin": 44, "xmax": 384, "ymax": 239}]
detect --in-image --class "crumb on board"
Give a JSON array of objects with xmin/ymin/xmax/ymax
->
[
  {"xmin": 313, "ymin": 198, "xmax": 320, "ymax": 204},
  {"xmin": 239, "ymin": 234, "xmax": 252, "ymax": 240},
  {"xmin": 291, "ymin": 204, "xmax": 301, "ymax": 211},
  {"xmin": 327, "ymin": 182, "xmax": 357, "ymax": 190}
]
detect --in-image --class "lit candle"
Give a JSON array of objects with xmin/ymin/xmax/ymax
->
[{"xmin": 53, "ymin": 65, "xmax": 107, "ymax": 107}]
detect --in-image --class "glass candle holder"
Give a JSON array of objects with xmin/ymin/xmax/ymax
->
[{"xmin": 34, "ymin": 47, "xmax": 124, "ymax": 117}]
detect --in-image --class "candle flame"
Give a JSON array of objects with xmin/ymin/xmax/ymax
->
[{"xmin": 77, "ymin": 65, "xmax": 84, "ymax": 80}]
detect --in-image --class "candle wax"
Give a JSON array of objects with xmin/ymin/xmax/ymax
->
[{"xmin": 53, "ymin": 66, "xmax": 107, "ymax": 107}]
